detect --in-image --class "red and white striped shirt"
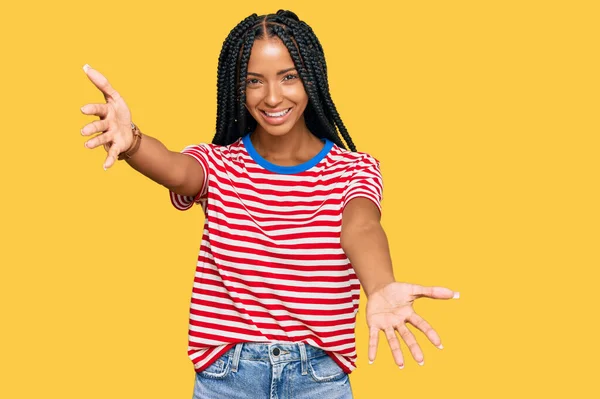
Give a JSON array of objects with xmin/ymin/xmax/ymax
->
[{"xmin": 169, "ymin": 134, "xmax": 383, "ymax": 374}]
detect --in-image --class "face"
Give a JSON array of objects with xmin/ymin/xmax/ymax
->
[{"xmin": 244, "ymin": 37, "xmax": 309, "ymax": 137}]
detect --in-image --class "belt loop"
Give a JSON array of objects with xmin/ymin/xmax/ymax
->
[
  {"xmin": 298, "ymin": 342, "xmax": 308, "ymax": 375},
  {"xmin": 231, "ymin": 343, "xmax": 244, "ymax": 373}
]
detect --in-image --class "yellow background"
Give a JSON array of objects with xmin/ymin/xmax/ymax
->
[{"xmin": 1, "ymin": 0, "xmax": 598, "ymax": 398}]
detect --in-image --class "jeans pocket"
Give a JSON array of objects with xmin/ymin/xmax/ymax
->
[
  {"xmin": 197, "ymin": 353, "xmax": 232, "ymax": 380},
  {"xmin": 307, "ymin": 354, "xmax": 347, "ymax": 383}
]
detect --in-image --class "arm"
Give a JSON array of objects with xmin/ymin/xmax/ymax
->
[
  {"xmin": 80, "ymin": 64, "xmax": 204, "ymax": 198},
  {"xmin": 124, "ymin": 133, "xmax": 204, "ymax": 197},
  {"xmin": 339, "ymin": 156, "xmax": 457, "ymax": 367},
  {"xmin": 340, "ymin": 198, "xmax": 396, "ymax": 298},
  {"xmin": 343, "ymin": 197, "xmax": 457, "ymax": 367}
]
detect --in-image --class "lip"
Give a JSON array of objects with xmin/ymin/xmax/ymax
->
[
  {"xmin": 260, "ymin": 108, "xmax": 291, "ymax": 113},
  {"xmin": 259, "ymin": 107, "xmax": 293, "ymax": 125}
]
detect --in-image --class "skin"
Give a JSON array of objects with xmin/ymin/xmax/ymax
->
[
  {"xmin": 79, "ymin": 33, "xmax": 459, "ymax": 370},
  {"xmin": 244, "ymin": 37, "xmax": 325, "ymax": 166}
]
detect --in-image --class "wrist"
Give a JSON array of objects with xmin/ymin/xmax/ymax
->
[
  {"xmin": 118, "ymin": 122, "xmax": 142, "ymax": 160},
  {"xmin": 365, "ymin": 278, "xmax": 396, "ymax": 298}
]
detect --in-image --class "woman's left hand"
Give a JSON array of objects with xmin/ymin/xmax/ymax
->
[{"xmin": 365, "ymin": 282, "xmax": 458, "ymax": 368}]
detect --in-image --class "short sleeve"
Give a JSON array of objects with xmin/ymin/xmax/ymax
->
[
  {"xmin": 169, "ymin": 143, "xmax": 211, "ymax": 211},
  {"xmin": 342, "ymin": 154, "xmax": 384, "ymax": 213}
]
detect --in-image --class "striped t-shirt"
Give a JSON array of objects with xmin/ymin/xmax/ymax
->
[{"xmin": 169, "ymin": 133, "xmax": 383, "ymax": 374}]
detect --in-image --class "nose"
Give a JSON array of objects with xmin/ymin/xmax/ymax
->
[{"xmin": 264, "ymin": 82, "xmax": 283, "ymax": 107}]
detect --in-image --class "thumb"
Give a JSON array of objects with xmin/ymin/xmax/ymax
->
[
  {"xmin": 410, "ymin": 284, "xmax": 459, "ymax": 300},
  {"xmin": 103, "ymin": 142, "xmax": 121, "ymax": 170}
]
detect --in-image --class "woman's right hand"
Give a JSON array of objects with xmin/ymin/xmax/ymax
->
[{"xmin": 80, "ymin": 64, "xmax": 134, "ymax": 170}]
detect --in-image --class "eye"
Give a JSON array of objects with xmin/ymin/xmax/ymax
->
[
  {"xmin": 246, "ymin": 78, "xmax": 261, "ymax": 86},
  {"xmin": 283, "ymin": 74, "xmax": 299, "ymax": 82}
]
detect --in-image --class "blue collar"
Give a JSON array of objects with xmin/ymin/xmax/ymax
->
[{"xmin": 242, "ymin": 133, "xmax": 333, "ymax": 174}]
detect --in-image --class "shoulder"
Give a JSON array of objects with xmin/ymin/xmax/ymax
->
[{"xmin": 329, "ymin": 143, "xmax": 381, "ymax": 170}]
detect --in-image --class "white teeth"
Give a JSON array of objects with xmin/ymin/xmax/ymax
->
[{"xmin": 264, "ymin": 108, "xmax": 290, "ymax": 117}]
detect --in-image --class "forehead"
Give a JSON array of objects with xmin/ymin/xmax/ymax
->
[{"xmin": 247, "ymin": 38, "xmax": 295, "ymax": 72}]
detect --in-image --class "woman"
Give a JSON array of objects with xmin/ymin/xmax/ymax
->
[{"xmin": 80, "ymin": 10, "xmax": 458, "ymax": 399}]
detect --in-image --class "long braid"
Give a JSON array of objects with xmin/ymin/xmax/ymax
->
[
  {"xmin": 237, "ymin": 29, "xmax": 257, "ymax": 137},
  {"xmin": 213, "ymin": 15, "xmax": 259, "ymax": 145},
  {"xmin": 293, "ymin": 20, "xmax": 357, "ymax": 151},
  {"xmin": 287, "ymin": 25, "xmax": 334, "ymax": 126},
  {"xmin": 211, "ymin": 10, "xmax": 357, "ymax": 152}
]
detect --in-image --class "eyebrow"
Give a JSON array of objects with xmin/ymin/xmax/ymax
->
[{"xmin": 247, "ymin": 67, "xmax": 297, "ymax": 78}]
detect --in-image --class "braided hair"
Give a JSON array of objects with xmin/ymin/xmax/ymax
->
[{"xmin": 211, "ymin": 10, "xmax": 357, "ymax": 152}]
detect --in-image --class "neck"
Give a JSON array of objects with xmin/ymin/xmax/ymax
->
[{"xmin": 251, "ymin": 118, "xmax": 320, "ymax": 160}]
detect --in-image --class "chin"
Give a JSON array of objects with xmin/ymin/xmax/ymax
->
[
  {"xmin": 250, "ymin": 114, "xmax": 298, "ymax": 136},
  {"xmin": 259, "ymin": 124, "xmax": 295, "ymax": 137}
]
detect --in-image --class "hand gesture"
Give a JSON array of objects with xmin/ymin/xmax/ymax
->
[
  {"xmin": 365, "ymin": 282, "xmax": 458, "ymax": 368},
  {"xmin": 80, "ymin": 64, "xmax": 134, "ymax": 170}
]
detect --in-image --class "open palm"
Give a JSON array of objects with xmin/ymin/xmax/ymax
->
[
  {"xmin": 80, "ymin": 64, "xmax": 134, "ymax": 169},
  {"xmin": 366, "ymin": 282, "xmax": 458, "ymax": 368}
]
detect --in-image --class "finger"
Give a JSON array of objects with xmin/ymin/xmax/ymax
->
[
  {"xmin": 82, "ymin": 64, "xmax": 122, "ymax": 102},
  {"xmin": 408, "ymin": 312, "xmax": 443, "ymax": 349},
  {"xmin": 410, "ymin": 284, "xmax": 458, "ymax": 300},
  {"xmin": 397, "ymin": 324, "xmax": 424, "ymax": 365},
  {"xmin": 85, "ymin": 132, "xmax": 113, "ymax": 150},
  {"xmin": 384, "ymin": 326, "xmax": 405, "ymax": 368},
  {"xmin": 81, "ymin": 103, "xmax": 109, "ymax": 119},
  {"xmin": 103, "ymin": 142, "xmax": 121, "ymax": 170},
  {"xmin": 368, "ymin": 326, "xmax": 379, "ymax": 364},
  {"xmin": 81, "ymin": 119, "xmax": 110, "ymax": 137}
]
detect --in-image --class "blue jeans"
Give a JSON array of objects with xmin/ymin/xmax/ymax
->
[{"xmin": 192, "ymin": 341, "xmax": 354, "ymax": 399}]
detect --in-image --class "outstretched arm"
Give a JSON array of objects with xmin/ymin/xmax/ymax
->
[
  {"xmin": 341, "ymin": 198, "xmax": 395, "ymax": 298},
  {"xmin": 341, "ymin": 197, "xmax": 458, "ymax": 368},
  {"xmin": 80, "ymin": 64, "xmax": 204, "ymax": 198}
]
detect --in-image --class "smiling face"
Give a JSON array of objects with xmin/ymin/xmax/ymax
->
[{"xmin": 244, "ymin": 37, "xmax": 309, "ymax": 138}]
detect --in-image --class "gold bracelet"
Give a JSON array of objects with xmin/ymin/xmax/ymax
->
[{"xmin": 118, "ymin": 122, "xmax": 143, "ymax": 160}]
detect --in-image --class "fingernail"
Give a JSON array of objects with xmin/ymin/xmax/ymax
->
[
  {"xmin": 368, "ymin": 360, "xmax": 374, "ymax": 365},
  {"xmin": 437, "ymin": 344, "xmax": 444, "ymax": 349},
  {"xmin": 418, "ymin": 361, "xmax": 424, "ymax": 366},
  {"xmin": 398, "ymin": 364, "xmax": 404, "ymax": 369},
  {"xmin": 453, "ymin": 292, "xmax": 460, "ymax": 299},
  {"xmin": 80, "ymin": 106, "xmax": 86, "ymax": 113},
  {"xmin": 83, "ymin": 64, "xmax": 91, "ymax": 73},
  {"xmin": 103, "ymin": 165, "xmax": 107, "ymax": 171}
]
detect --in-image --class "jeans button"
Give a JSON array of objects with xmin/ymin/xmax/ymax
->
[{"xmin": 272, "ymin": 348, "xmax": 280, "ymax": 356}]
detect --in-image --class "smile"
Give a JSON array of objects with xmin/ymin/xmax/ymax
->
[{"xmin": 261, "ymin": 108, "xmax": 292, "ymax": 117}]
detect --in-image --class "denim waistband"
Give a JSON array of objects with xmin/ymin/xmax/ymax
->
[{"xmin": 227, "ymin": 342, "xmax": 329, "ymax": 374}]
